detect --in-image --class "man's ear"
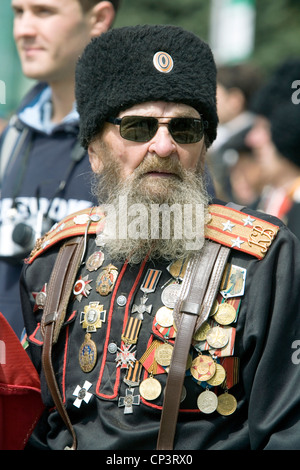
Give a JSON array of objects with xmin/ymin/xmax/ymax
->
[
  {"xmin": 89, "ymin": 1, "xmax": 116, "ymax": 37},
  {"xmin": 88, "ymin": 142, "xmax": 104, "ymax": 173}
]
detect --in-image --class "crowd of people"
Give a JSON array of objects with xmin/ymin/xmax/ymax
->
[
  {"xmin": 208, "ymin": 59, "xmax": 300, "ymax": 240},
  {"xmin": 0, "ymin": 0, "xmax": 299, "ymax": 452}
]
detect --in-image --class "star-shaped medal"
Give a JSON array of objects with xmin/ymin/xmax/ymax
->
[
  {"xmin": 73, "ymin": 275, "xmax": 92, "ymax": 301},
  {"xmin": 32, "ymin": 283, "xmax": 47, "ymax": 312},
  {"xmin": 115, "ymin": 344, "xmax": 136, "ymax": 369}
]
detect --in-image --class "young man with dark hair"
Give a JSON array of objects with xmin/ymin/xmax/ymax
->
[{"xmin": 0, "ymin": 0, "xmax": 119, "ymax": 337}]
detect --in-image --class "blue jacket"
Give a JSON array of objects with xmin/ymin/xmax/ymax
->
[{"xmin": 0, "ymin": 83, "xmax": 97, "ymax": 337}]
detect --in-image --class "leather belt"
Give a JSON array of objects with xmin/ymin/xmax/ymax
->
[
  {"xmin": 41, "ymin": 236, "xmax": 84, "ymax": 450},
  {"xmin": 156, "ymin": 241, "xmax": 230, "ymax": 450}
]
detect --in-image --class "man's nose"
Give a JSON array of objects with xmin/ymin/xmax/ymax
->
[
  {"xmin": 148, "ymin": 125, "xmax": 177, "ymax": 158},
  {"xmin": 14, "ymin": 11, "xmax": 38, "ymax": 39}
]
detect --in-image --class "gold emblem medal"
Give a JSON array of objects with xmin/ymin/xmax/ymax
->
[
  {"xmin": 207, "ymin": 363, "xmax": 227, "ymax": 387},
  {"xmin": 154, "ymin": 342, "xmax": 174, "ymax": 367},
  {"xmin": 217, "ymin": 392, "xmax": 237, "ymax": 416},
  {"xmin": 213, "ymin": 303, "xmax": 236, "ymax": 326},
  {"xmin": 190, "ymin": 355, "xmax": 216, "ymax": 382},
  {"xmin": 139, "ymin": 375, "xmax": 162, "ymax": 401},
  {"xmin": 155, "ymin": 306, "xmax": 174, "ymax": 328},
  {"xmin": 79, "ymin": 333, "xmax": 97, "ymax": 373},
  {"xmin": 193, "ymin": 321, "xmax": 211, "ymax": 342},
  {"xmin": 96, "ymin": 264, "xmax": 118, "ymax": 296},
  {"xmin": 209, "ymin": 299, "xmax": 219, "ymax": 317}
]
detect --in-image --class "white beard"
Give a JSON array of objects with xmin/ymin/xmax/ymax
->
[{"xmin": 92, "ymin": 149, "xmax": 210, "ymax": 264}]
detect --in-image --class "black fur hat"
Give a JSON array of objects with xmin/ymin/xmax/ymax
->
[
  {"xmin": 75, "ymin": 25, "xmax": 218, "ymax": 149},
  {"xmin": 271, "ymin": 101, "xmax": 300, "ymax": 168},
  {"xmin": 251, "ymin": 58, "xmax": 300, "ymax": 118}
]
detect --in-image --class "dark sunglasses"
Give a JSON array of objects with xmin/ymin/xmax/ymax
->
[{"xmin": 106, "ymin": 115, "xmax": 205, "ymax": 144}]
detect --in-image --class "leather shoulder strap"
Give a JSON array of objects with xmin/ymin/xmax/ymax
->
[
  {"xmin": 157, "ymin": 241, "xmax": 230, "ymax": 450},
  {"xmin": 41, "ymin": 236, "xmax": 84, "ymax": 450}
]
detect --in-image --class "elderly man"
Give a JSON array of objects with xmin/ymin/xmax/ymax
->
[{"xmin": 20, "ymin": 25, "xmax": 300, "ymax": 451}]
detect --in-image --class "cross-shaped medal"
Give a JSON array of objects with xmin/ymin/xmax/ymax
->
[
  {"xmin": 131, "ymin": 294, "xmax": 152, "ymax": 320},
  {"xmin": 118, "ymin": 388, "xmax": 140, "ymax": 414}
]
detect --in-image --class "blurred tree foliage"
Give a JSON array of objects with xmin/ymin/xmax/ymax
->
[{"xmin": 114, "ymin": 0, "xmax": 300, "ymax": 76}]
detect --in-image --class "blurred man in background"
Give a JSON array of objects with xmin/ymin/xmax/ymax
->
[
  {"xmin": 246, "ymin": 58, "xmax": 300, "ymax": 239},
  {"xmin": 208, "ymin": 63, "xmax": 262, "ymax": 201},
  {"xmin": 0, "ymin": 0, "xmax": 120, "ymax": 337}
]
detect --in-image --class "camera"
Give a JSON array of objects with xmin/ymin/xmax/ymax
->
[{"xmin": 0, "ymin": 207, "xmax": 54, "ymax": 263}]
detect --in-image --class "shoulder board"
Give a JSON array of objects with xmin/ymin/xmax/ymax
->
[
  {"xmin": 205, "ymin": 204, "xmax": 280, "ymax": 259},
  {"xmin": 26, "ymin": 204, "xmax": 280, "ymax": 264},
  {"xmin": 26, "ymin": 207, "xmax": 103, "ymax": 264}
]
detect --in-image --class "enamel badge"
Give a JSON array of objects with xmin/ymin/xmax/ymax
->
[
  {"xmin": 73, "ymin": 275, "xmax": 92, "ymax": 302},
  {"xmin": 96, "ymin": 264, "xmax": 118, "ymax": 296}
]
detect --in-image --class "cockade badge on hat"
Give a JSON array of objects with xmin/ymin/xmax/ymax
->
[{"xmin": 153, "ymin": 51, "xmax": 174, "ymax": 73}]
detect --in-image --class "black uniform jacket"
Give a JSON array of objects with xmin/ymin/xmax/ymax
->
[{"xmin": 20, "ymin": 202, "xmax": 300, "ymax": 450}]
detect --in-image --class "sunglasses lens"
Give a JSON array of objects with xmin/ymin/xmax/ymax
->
[
  {"xmin": 118, "ymin": 116, "xmax": 203, "ymax": 143},
  {"xmin": 120, "ymin": 116, "xmax": 157, "ymax": 142},
  {"xmin": 169, "ymin": 118, "xmax": 203, "ymax": 144}
]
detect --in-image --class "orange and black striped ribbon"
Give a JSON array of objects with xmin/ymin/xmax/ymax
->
[
  {"xmin": 121, "ymin": 317, "xmax": 142, "ymax": 344},
  {"xmin": 140, "ymin": 269, "xmax": 162, "ymax": 294},
  {"xmin": 124, "ymin": 360, "xmax": 143, "ymax": 387}
]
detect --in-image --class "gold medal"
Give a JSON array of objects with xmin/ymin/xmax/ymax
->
[
  {"xmin": 186, "ymin": 353, "xmax": 193, "ymax": 370},
  {"xmin": 167, "ymin": 258, "xmax": 189, "ymax": 280},
  {"xmin": 193, "ymin": 321, "xmax": 211, "ymax": 342},
  {"xmin": 139, "ymin": 376, "xmax": 162, "ymax": 400},
  {"xmin": 86, "ymin": 250, "xmax": 104, "ymax": 272},
  {"xmin": 79, "ymin": 333, "xmax": 97, "ymax": 373},
  {"xmin": 80, "ymin": 302, "xmax": 106, "ymax": 332},
  {"xmin": 96, "ymin": 264, "xmax": 118, "ymax": 296},
  {"xmin": 190, "ymin": 355, "xmax": 216, "ymax": 382},
  {"xmin": 197, "ymin": 390, "xmax": 218, "ymax": 414},
  {"xmin": 206, "ymin": 326, "xmax": 229, "ymax": 349},
  {"xmin": 209, "ymin": 299, "xmax": 219, "ymax": 317},
  {"xmin": 213, "ymin": 303, "xmax": 236, "ymax": 325},
  {"xmin": 217, "ymin": 392, "xmax": 237, "ymax": 416},
  {"xmin": 154, "ymin": 342, "xmax": 173, "ymax": 367},
  {"xmin": 207, "ymin": 363, "xmax": 227, "ymax": 386},
  {"xmin": 155, "ymin": 306, "xmax": 174, "ymax": 328}
]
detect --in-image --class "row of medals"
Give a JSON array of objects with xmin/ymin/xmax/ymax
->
[
  {"xmin": 76, "ymin": 242, "xmax": 238, "ymax": 417},
  {"xmin": 147, "ymin": 290, "xmax": 238, "ymax": 417}
]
